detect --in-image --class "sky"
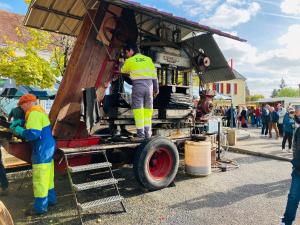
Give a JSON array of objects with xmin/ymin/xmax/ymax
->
[{"xmin": 1, "ymin": 0, "xmax": 300, "ymax": 97}]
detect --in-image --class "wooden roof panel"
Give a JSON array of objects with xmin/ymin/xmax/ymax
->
[{"xmin": 24, "ymin": 0, "xmax": 246, "ymax": 42}]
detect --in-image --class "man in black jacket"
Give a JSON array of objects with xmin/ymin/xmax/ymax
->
[
  {"xmin": 261, "ymin": 104, "xmax": 270, "ymax": 136},
  {"xmin": 269, "ymin": 106, "xmax": 279, "ymax": 139},
  {"xmin": 281, "ymin": 105, "xmax": 300, "ymax": 225}
]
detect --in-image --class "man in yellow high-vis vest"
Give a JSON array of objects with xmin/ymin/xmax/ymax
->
[{"xmin": 121, "ymin": 43, "xmax": 158, "ymax": 139}]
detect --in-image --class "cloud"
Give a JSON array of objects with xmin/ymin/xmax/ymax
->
[
  {"xmin": 168, "ymin": 0, "xmax": 221, "ymax": 16},
  {"xmin": 168, "ymin": 0, "xmax": 184, "ymax": 6},
  {"xmin": 278, "ymin": 24, "xmax": 300, "ymax": 58},
  {"xmin": 281, "ymin": 0, "xmax": 300, "ymax": 15},
  {"xmin": 0, "ymin": 2, "xmax": 12, "ymax": 11},
  {"xmin": 214, "ymin": 23, "xmax": 300, "ymax": 95},
  {"xmin": 200, "ymin": 2, "xmax": 261, "ymax": 29}
]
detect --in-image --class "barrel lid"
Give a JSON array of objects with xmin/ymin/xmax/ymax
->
[{"xmin": 185, "ymin": 141, "xmax": 211, "ymax": 146}]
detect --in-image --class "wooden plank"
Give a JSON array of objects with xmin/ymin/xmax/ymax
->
[
  {"xmin": 50, "ymin": 2, "xmax": 122, "ymax": 139},
  {"xmin": 1, "ymin": 147, "xmax": 28, "ymax": 169},
  {"xmin": 59, "ymin": 142, "xmax": 140, "ymax": 154}
]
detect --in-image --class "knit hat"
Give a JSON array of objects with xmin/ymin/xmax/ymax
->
[{"xmin": 18, "ymin": 94, "xmax": 37, "ymax": 106}]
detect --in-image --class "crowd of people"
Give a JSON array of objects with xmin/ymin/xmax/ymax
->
[
  {"xmin": 215, "ymin": 103, "xmax": 298, "ymax": 153},
  {"xmin": 261, "ymin": 103, "xmax": 298, "ymax": 152}
]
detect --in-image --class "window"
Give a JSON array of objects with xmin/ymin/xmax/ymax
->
[
  {"xmin": 226, "ymin": 83, "xmax": 231, "ymax": 94},
  {"xmin": 220, "ymin": 83, "xmax": 224, "ymax": 93},
  {"xmin": 216, "ymin": 83, "xmax": 220, "ymax": 93}
]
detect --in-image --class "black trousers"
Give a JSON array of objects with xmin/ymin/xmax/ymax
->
[
  {"xmin": 278, "ymin": 123, "xmax": 283, "ymax": 137},
  {"xmin": 261, "ymin": 122, "xmax": 269, "ymax": 135},
  {"xmin": 282, "ymin": 132, "xmax": 293, "ymax": 149}
]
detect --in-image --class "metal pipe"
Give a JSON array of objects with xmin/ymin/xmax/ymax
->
[{"xmin": 217, "ymin": 121, "xmax": 221, "ymax": 160}]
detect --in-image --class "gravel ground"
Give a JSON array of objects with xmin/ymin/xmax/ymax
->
[{"xmin": 1, "ymin": 152, "xmax": 297, "ymax": 225}]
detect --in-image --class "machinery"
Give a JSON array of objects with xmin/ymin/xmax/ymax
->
[{"xmin": 2, "ymin": 0, "xmax": 246, "ymax": 191}]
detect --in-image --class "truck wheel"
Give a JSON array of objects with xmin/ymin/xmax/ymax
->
[{"xmin": 133, "ymin": 136, "xmax": 179, "ymax": 191}]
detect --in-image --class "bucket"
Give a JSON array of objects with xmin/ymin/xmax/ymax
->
[
  {"xmin": 227, "ymin": 129, "xmax": 237, "ymax": 146},
  {"xmin": 185, "ymin": 141, "xmax": 211, "ymax": 176}
]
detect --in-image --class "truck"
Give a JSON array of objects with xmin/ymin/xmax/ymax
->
[{"xmin": 2, "ymin": 0, "xmax": 245, "ymax": 191}]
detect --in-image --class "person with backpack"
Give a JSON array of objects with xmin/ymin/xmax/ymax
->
[
  {"xmin": 282, "ymin": 108, "xmax": 296, "ymax": 153},
  {"xmin": 269, "ymin": 106, "xmax": 279, "ymax": 139}
]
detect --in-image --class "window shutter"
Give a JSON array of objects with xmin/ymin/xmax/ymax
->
[
  {"xmin": 226, "ymin": 83, "xmax": 231, "ymax": 94},
  {"xmin": 220, "ymin": 83, "xmax": 224, "ymax": 93},
  {"xmin": 213, "ymin": 83, "xmax": 216, "ymax": 91},
  {"xmin": 234, "ymin": 83, "xmax": 238, "ymax": 95}
]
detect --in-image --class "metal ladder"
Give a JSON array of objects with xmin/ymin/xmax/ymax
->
[{"xmin": 59, "ymin": 146, "xmax": 126, "ymax": 224}]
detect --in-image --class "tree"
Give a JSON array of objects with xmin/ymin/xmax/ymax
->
[
  {"xmin": 276, "ymin": 87, "xmax": 298, "ymax": 97},
  {"xmin": 271, "ymin": 88, "xmax": 279, "ymax": 98},
  {"xmin": 0, "ymin": 27, "xmax": 65, "ymax": 89},
  {"xmin": 246, "ymin": 94, "xmax": 265, "ymax": 102}
]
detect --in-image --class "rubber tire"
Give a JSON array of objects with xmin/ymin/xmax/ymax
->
[{"xmin": 133, "ymin": 136, "xmax": 179, "ymax": 191}]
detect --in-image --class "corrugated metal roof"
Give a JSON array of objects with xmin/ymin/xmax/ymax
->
[{"xmin": 24, "ymin": 0, "xmax": 246, "ymax": 42}]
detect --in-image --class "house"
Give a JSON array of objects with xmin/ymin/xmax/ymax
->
[{"xmin": 206, "ymin": 69, "xmax": 247, "ymax": 106}]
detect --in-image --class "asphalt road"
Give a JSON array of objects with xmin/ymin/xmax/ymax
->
[{"xmin": 1, "ymin": 152, "xmax": 297, "ymax": 225}]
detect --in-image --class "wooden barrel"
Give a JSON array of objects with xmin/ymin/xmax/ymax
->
[
  {"xmin": 185, "ymin": 141, "xmax": 211, "ymax": 176},
  {"xmin": 0, "ymin": 201, "xmax": 14, "ymax": 225}
]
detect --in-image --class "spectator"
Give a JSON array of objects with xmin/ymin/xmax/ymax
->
[
  {"xmin": 278, "ymin": 103, "xmax": 287, "ymax": 137},
  {"xmin": 226, "ymin": 106, "xmax": 236, "ymax": 127},
  {"xmin": 240, "ymin": 106, "xmax": 248, "ymax": 128},
  {"xmin": 269, "ymin": 106, "xmax": 279, "ymax": 139},
  {"xmin": 281, "ymin": 106, "xmax": 300, "ymax": 225},
  {"xmin": 249, "ymin": 107, "xmax": 255, "ymax": 127},
  {"xmin": 261, "ymin": 104, "xmax": 270, "ymax": 136},
  {"xmin": 255, "ymin": 106, "xmax": 262, "ymax": 127},
  {"xmin": 282, "ymin": 108, "xmax": 296, "ymax": 152}
]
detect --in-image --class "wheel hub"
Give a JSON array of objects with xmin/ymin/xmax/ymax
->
[{"xmin": 148, "ymin": 147, "xmax": 173, "ymax": 180}]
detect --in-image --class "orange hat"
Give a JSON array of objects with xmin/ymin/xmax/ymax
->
[{"xmin": 18, "ymin": 94, "xmax": 37, "ymax": 106}]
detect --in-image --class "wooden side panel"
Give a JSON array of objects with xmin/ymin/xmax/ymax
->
[{"xmin": 50, "ymin": 2, "xmax": 123, "ymax": 139}]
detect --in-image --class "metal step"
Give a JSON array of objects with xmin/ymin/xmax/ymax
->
[
  {"xmin": 73, "ymin": 178, "xmax": 118, "ymax": 191},
  {"xmin": 78, "ymin": 195, "xmax": 124, "ymax": 211},
  {"xmin": 69, "ymin": 162, "xmax": 111, "ymax": 173}
]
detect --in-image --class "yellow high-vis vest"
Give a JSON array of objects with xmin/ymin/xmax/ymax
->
[{"xmin": 121, "ymin": 53, "xmax": 157, "ymax": 80}]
